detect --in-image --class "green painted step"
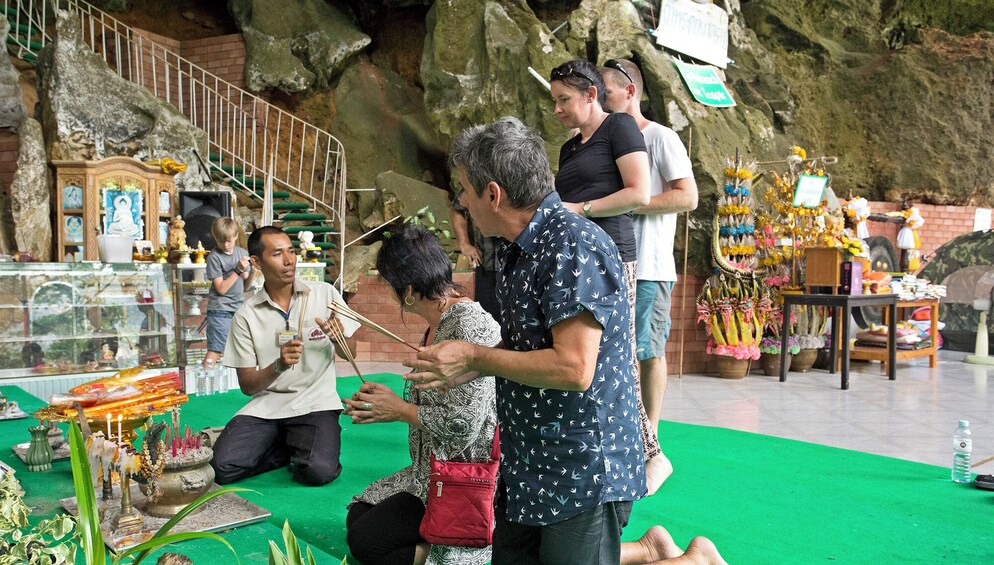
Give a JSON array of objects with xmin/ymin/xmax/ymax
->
[
  {"xmin": 272, "ymin": 202, "xmax": 309, "ymax": 211},
  {"xmin": 281, "ymin": 213, "xmax": 327, "ymax": 222},
  {"xmin": 234, "ymin": 176, "xmax": 266, "ymax": 189},
  {"xmin": 11, "ymin": 23, "xmax": 40, "ymax": 36},
  {"xmin": 253, "ymin": 190, "xmax": 290, "ymax": 199},
  {"xmin": 215, "ymin": 163, "xmax": 244, "ymax": 175},
  {"xmin": 6, "ymin": 35, "xmax": 42, "ymax": 51},
  {"xmin": 208, "ymin": 153, "xmax": 224, "ymax": 163},
  {"xmin": 19, "ymin": 51, "xmax": 36, "ymax": 64},
  {"xmin": 284, "ymin": 225, "xmax": 335, "ymax": 234}
]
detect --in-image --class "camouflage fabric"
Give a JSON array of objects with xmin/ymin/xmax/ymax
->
[{"xmin": 919, "ymin": 230, "xmax": 994, "ymax": 352}]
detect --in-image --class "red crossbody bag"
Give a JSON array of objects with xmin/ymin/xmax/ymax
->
[{"xmin": 419, "ymin": 427, "xmax": 500, "ymax": 548}]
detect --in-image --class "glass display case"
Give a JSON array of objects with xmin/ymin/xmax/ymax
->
[
  {"xmin": 0, "ymin": 262, "xmax": 176, "ymax": 380},
  {"xmin": 174, "ymin": 264, "xmax": 210, "ymax": 370}
]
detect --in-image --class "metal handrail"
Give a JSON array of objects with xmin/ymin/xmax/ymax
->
[{"xmin": 4, "ymin": 0, "xmax": 347, "ymax": 285}]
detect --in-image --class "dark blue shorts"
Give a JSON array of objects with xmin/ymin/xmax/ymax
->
[{"xmin": 206, "ymin": 310, "xmax": 235, "ymax": 353}]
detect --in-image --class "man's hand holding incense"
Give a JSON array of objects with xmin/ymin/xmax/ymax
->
[{"xmin": 404, "ymin": 340, "xmax": 480, "ymax": 391}]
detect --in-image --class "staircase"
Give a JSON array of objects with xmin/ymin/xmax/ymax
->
[{"xmin": 3, "ymin": 0, "xmax": 347, "ymax": 285}]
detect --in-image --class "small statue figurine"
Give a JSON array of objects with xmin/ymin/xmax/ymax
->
[
  {"xmin": 167, "ymin": 216, "xmax": 187, "ymax": 251},
  {"xmin": 193, "ymin": 241, "xmax": 208, "ymax": 264},
  {"xmin": 885, "ymin": 199, "xmax": 925, "ymax": 272},
  {"xmin": 154, "ymin": 246, "xmax": 169, "ymax": 264},
  {"xmin": 298, "ymin": 231, "xmax": 314, "ymax": 254},
  {"xmin": 297, "ymin": 230, "xmax": 322, "ymax": 262},
  {"xmin": 99, "ymin": 343, "xmax": 115, "ymax": 364}
]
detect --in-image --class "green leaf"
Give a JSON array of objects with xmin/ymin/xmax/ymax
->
[
  {"xmin": 115, "ymin": 531, "xmax": 237, "ymax": 565},
  {"xmin": 281, "ymin": 520, "xmax": 301, "ymax": 563},
  {"xmin": 441, "ymin": 230, "xmax": 451, "ymax": 239},
  {"xmin": 268, "ymin": 540, "xmax": 290, "ymax": 565},
  {"xmin": 68, "ymin": 422, "xmax": 106, "ymax": 565}
]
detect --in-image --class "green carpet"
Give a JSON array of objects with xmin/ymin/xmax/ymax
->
[{"xmin": 4, "ymin": 377, "xmax": 994, "ymax": 564}]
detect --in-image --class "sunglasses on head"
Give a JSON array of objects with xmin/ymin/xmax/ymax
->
[
  {"xmin": 550, "ymin": 65, "xmax": 597, "ymax": 85},
  {"xmin": 604, "ymin": 59, "xmax": 633, "ymax": 84}
]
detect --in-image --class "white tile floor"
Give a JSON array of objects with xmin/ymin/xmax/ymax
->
[{"xmin": 343, "ymin": 350, "xmax": 994, "ymax": 474}]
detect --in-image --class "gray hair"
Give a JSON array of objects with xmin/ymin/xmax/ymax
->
[{"xmin": 449, "ymin": 116, "xmax": 554, "ymax": 210}]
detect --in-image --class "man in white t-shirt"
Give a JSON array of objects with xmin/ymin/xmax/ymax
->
[
  {"xmin": 211, "ymin": 226, "xmax": 359, "ymax": 486},
  {"xmin": 601, "ymin": 59, "xmax": 698, "ymax": 493}
]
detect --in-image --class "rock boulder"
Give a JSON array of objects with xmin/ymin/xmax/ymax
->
[
  {"xmin": 10, "ymin": 119, "xmax": 50, "ymax": 260},
  {"xmin": 36, "ymin": 11, "xmax": 208, "ymax": 190},
  {"xmin": 229, "ymin": 0, "xmax": 371, "ymax": 92}
]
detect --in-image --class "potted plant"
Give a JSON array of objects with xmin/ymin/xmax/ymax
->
[
  {"xmin": 697, "ymin": 273, "xmax": 773, "ymax": 378},
  {"xmin": 758, "ymin": 334, "xmax": 801, "ymax": 376},
  {"xmin": 791, "ymin": 304, "xmax": 829, "ymax": 372}
]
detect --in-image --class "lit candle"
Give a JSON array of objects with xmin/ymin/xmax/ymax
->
[
  {"xmin": 106, "ymin": 413, "xmax": 112, "ymax": 438},
  {"xmin": 117, "ymin": 414, "xmax": 123, "ymax": 442}
]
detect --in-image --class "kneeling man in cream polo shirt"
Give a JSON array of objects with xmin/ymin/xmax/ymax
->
[{"xmin": 211, "ymin": 226, "xmax": 359, "ymax": 486}]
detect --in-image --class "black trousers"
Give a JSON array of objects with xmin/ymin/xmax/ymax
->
[
  {"xmin": 346, "ymin": 492, "xmax": 425, "ymax": 565},
  {"xmin": 491, "ymin": 486, "xmax": 632, "ymax": 565},
  {"xmin": 210, "ymin": 410, "xmax": 343, "ymax": 486}
]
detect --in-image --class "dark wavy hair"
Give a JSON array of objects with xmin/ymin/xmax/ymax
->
[{"xmin": 376, "ymin": 223, "xmax": 464, "ymax": 303}]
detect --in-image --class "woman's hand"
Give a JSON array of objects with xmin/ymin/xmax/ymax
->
[{"xmin": 343, "ymin": 382, "xmax": 410, "ymax": 425}]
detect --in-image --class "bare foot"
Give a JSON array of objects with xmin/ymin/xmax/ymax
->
[
  {"xmin": 639, "ymin": 525, "xmax": 683, "ymax": 562},
  {"xmin": 645, "ymin": 452, "xmax": 673, "ymax": 496},
  {"xmin": 682, "ymin": 536, "xmax": 728, "ymax": 565}
]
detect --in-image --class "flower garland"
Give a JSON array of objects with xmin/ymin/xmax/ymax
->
[
  {"xmin": 717, "ymin": 157, "xmax": 758, "ymax": 270},
  {"xmin": 696, "ymin": 273, "xmax": 772, "ymax": 361}
]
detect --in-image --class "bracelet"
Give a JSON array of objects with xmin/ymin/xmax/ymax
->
[
  {"xmin": 234, "ymin": 266, "xmax": 244, "ymax": 275},
  {"xmin": 273, "ymin": 358, "xmax": 287, "ymax": 375}
]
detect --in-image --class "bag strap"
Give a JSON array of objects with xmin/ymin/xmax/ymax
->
[{"xmin": 490, "ymin": 425, "xmax": 500, "ymax": 461}]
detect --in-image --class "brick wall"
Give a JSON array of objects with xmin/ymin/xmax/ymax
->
[{"xmin": 180, "ymin": 34, "xmax": 247, "ymax": 89}]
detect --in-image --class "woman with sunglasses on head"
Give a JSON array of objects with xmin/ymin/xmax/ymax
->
[
  {"xmin": 343, "ymin": 223, "xmax": 500, "ymax": 565},
  {"xmin": 549, "ymin": 58, "xmax": 665, "ymax": 490}
]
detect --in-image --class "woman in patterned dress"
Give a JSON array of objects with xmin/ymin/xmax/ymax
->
[{"xmin": 344, "ymin": 223, "xmax": 500, "ymax": 565}]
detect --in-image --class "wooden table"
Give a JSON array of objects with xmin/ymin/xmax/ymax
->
[
  {"xmin": 779, "ymin": 293, "xmax": 898, "ymax": 390},
  {"xmin": 850, "ymin": 298, "xmax": 939, "ymax": 370}
]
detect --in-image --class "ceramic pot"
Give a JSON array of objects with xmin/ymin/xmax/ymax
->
[
  {"xmin": 26, "ymin": 425, "xmax": 54, "ymax": 471},
  {"xmin": 790, "ymin": 348, "xmax": 819, "ymax": 372},
  {"xmin": 760, "ymin": 352, "xmax": 792, "ymax": 376},
  {"xmin": 140, "ymin": 447, "xmax": 214, "ymax": 517},
  {"xmin": 715, "ymin": 356, "xmax": 750, "ymax": 379}
]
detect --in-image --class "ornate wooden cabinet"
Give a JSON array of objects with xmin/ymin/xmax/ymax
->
[{"xmin": 52, "ymin": 157, "xmax": 177, "ymax": 261}]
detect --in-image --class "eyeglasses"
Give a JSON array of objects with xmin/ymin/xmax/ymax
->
[
  {"xmin": 550, "ymin": 65, "xmax": 597, "ymax": 85},
  {"xmin": 604, "ymin": 59, "xmax": 633, "ymax": 84}
]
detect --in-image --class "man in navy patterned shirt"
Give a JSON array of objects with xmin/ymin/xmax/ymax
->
[{"xmin": 408, "ymin": 116, "xmax": 646, "ymax": 565}]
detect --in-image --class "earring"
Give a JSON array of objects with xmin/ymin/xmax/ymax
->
[{"xmin": 404, "ymin": 295, "xmax": 415, "ymax": 306}]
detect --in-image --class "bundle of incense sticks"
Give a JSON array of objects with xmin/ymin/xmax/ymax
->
[
  {"xmin": 324, "ymin": 317, "xmax": 365, "ymax": 383},
  {"xmin": 327, "ymin": 301, "xmax": 420, "ymax": 352}
]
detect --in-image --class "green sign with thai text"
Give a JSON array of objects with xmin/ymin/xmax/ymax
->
[{"xmin": 672, "ymin": 59, "xmax": 736, "ymax": 108}]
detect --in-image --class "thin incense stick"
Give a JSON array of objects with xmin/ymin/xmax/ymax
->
[
  {"xmin": 326, "ymin": 318, "xmax": 365, "ymax": 382},
  {"xmin": 328, "ymin": 301, "xmax": 421, "ymax": 351}
]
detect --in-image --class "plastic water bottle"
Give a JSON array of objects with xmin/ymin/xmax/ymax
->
[
  {"xmin": 195, "ymin": 364, "xmax": 206, "ymax": 396},
  {"xmin": 204, "ymin": 359, "xmax": 217, "ymax": 395},
  {"xmin": 184, "ymin": 364, "xmax": 196, "ymax": 394},
  {"xmin": 217, "ymin": 362, "xmax": 229, "ymax": 393},
  {"xmin": 952, "ymin": 420, "xmax": 972, "ymax": 483}
]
